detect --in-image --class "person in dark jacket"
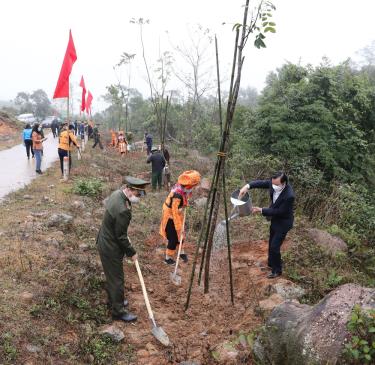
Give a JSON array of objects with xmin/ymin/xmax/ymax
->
[
  {"xmin": 145, "ymin": 132, "xmax": 153, "ymax": 155},
  {"xmin": 97, "ymin": 176, "xmax": 149, "ymax": 322},
  {"xmin": 147, "ymin": 147, "xmax": 166, "ymax": 191},
  {"xmin": 22, "ymin": 123, "xmax": 34, "ymax": 159},
  {"xmin": 92, "ymin": 126, "xmax": 103, "ymax": 149},
  {"xmin": 239, "ymin": 171, "xmax": 295, "ymax": 278},
  {"xmin": 51, "ymin": 118, "xmax": 59, "ymax": 138}
]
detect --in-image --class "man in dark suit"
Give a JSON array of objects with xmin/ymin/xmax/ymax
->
[{"xmin": 239, "ymin": 172, "xmax": 295, "ymax": 279}]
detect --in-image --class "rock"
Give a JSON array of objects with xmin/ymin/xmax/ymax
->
[
  {"xmin": 45, "ymin": 238, "xmax": 59, "ymax": 247},
  {"xmin": 137, "ymin": 349, "xmax": 149, "ymax": 358},
  {"xmin": 180, "ymin": 362, "xmax": 201, "ymax": 365},
  {"xmin": 47, "ymin": 213, "xmax": 73, "ymax": 229},
  {"xmin": 20, "ymin": 291, "xmax": 34, "ymax": 303},
  {"xmin": 265, "ymin": 279, "xmax": 305, "ymax": 300},
  {"xmin": 48, "ymin": 184, "xmax": 55, "ymax": 188},
  {"xmin": 54, "ymin": 231, "xmax": 65, "ymax": 243},
  {"xmin": 31, "ymin": 211, "xmax": 48, "ymax": 218},
  {"xmin": 257, "ymin": 294, "xmax": 285, "ymax": 315},
  {"xmin": 307, "ymin": 228, "xmax": 348, "ymax": 255},
  {"xmin": 213, "ymin": 341, "xmax": 239, "ymax": 364},
  {"xmin": 99, "ymin": 325, "xmax": 125, "ymax": 342},
  {"xmin": 194, "ymin": 197, "xmax": 208, "ymax": 208},
  {"xmin": 199, "ymin": 177, "xmax": 211, "ymax": 191},
  {"xmin": 79, "ymin": 243, "xmax": 89, "ymax": 251},
  {"xmin": 26, "ymin": 344, "xmax": 41, "ymax": 353},
  {"xmin": 145, "ymin": 342, "xmax": 158, "ymax": 355},
  {"xmin": 43, "ymin": 196, "xmax": 50, "ymax": 202},
  {"xmin": 23, "ymin": 194, "xmax": 33, "ymax": 200},
  {"xmin": 71, "ymin": 200, "xmax": 85, "ymax": 210},
  {"xmin": 254, "ymin": 284, "xmax": 375, "ymax": 365}
]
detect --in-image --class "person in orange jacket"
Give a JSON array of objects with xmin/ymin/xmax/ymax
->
[
  {"xmin": 58, "ymin": 123, "xmax": 80, "ymax": 176},
  {"xmin": 110, "ymin": 129, "xmax": 117, "ymax": 147},
  {"xmin": 159, "ymin": 170, "xmax": 201, "ymax": 265},
  {"xmin": 117, "ymin": 131, "xmax": 128, "ymax": 156}
]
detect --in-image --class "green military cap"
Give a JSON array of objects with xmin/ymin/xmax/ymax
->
[{"xmin": 123, "ymin": 176, "xmax": 150, "ymax": 192}]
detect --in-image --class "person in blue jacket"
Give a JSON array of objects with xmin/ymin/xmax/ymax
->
[
  {"xmin": 239, "ymin": 171, "xmax": 295, "ymax": 279},
  {"xmin": 22, "ymin": 123, "xmax": 34, "ymax": 159}
]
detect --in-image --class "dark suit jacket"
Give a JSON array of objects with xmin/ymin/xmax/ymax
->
[{"xmin": 248, "ymin": 179, "xmax": 295, "ymax": 232}]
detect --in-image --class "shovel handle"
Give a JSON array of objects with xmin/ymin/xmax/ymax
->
[
  {"xmin": 173, "ymin": 210, "xmax": 186, "ymax": 275},
  {"xmin": 134, "ymin": 259, "xmax": 155, "ymax": 324}
]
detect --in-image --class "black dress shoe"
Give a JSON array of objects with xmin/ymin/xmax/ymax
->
[
  {"xmin": 267, "ymin": 272, "xmax": 282, "ymax": 279},
  {"xmin": 112, "ymin": 312, "xmax": 137, "ymax": 322},
  {"xmin": 179, "ymin": 254, "xmax": 188, "ymax": 263}
]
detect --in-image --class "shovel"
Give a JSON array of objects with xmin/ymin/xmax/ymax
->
[
  {"xmin": 170, "ymin": 211, "xmax": 186, "ymax": 286},
  {"xmin": 134, "ymin": 259, "xmax": 170, "ymax": 346}
]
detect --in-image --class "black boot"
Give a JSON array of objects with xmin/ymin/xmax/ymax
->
[{"xmin": 112, "ymin": 312, "xmax": 137, "ymax": 322}]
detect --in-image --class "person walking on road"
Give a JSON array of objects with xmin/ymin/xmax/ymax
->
[
  {"xmin": 97, "ymin": 176, "xmax": 149, "ymax": 322},
  {"xmin": 51, "ymin": 118, "xmax": 59, "ymax": 138},
  {"xmin": 23, "ymin": 123, "xmax": 34, "ymax": 159},
  {"xmin": 239, "ymin": 171, "xmax": 295, "ymax": 279},
  {"xmin": 31, "ymin": 123, "xmax": 46, "ymax": 174},
  {"xmin": 159, "ymin": 170, "xmax": 201, "ymax": 264},
  {"xmin": 58, "ymin": 124, "xmax": 80, "ymax": 176},
  {"xmin": 147, "ymin": 147, "xmax": 166, "ymax": 191}
]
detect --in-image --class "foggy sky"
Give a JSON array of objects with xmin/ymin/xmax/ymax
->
[{"xmin": 1, "ymin": 0, "xmax": 374, "ymax": 112}]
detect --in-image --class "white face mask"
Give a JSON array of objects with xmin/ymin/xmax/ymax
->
[
  {"xmin": 272, "ymin": 184, "xmax": 284, "ymax": 192},
  {"xmin": 128, "ymin": 195, "xmax": 140, "ymax": 204}
]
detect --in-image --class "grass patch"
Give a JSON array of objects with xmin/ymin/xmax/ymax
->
[{"xmin": 73, "ymin": 178, "xmax": 103, "ymax": 197}]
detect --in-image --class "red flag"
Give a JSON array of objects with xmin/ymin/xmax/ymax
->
[
  {"xmin": 86, "ymin": 91, "xmax": 93, "ymax": 114},
  {"xmin": 79, "ymin": 76, "xmax": 86, "ymax": 112},
  {"xmin": 53, "ymin": 30, "xmax": 77, "ymax": 99}
]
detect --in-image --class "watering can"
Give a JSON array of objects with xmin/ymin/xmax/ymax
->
[{"xmin": 221, "ymin": 189, "xmax": 252, "ymax": 224}]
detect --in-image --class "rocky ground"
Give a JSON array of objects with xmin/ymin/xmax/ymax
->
[{"xmin": 0, "ymin": 136, "xmax": 308, "ymax": 364}]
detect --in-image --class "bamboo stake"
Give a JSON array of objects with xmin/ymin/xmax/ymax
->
[{"xmin": 215, "ymin": 35, "xmax": 223, "ymax": 136}]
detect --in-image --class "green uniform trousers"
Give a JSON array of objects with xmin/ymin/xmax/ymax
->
[
  {"xmin": 152, "ymin": 171, "xmax": 163, "ymax": 190},
  {"xmin": 98, "ymin": 250, "xmax": 126, "ymax": 317}
]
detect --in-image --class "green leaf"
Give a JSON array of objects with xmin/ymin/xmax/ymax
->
[
  {"xmin": 364, "ymin": 354, "xmax": 371, "ymax": 361},
  {"xmin": 264, "ymin": 27, "xmax": 276, "ymax": 33},
  {"xmin": 259, "ymin": 33, "xmax": 266, "ymax": 39},
  {"xmin": 352, "ymin": 349, "xmax": 360, "ymax": 359},
  {"xmin": 268, "ymin": 22, "xmax": 276, "ymax": 26},
  {"xmin": 363, "ymin": 345, "xmax": 370, "ymax": 353},
  {"xmin": 262, "ymin": 22, "xmax": 269, "ymax": 27}
]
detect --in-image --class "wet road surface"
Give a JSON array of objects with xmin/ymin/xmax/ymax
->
[{"xmin": 0, "ymin": 133, "xmax": 59, "ymax": 200}]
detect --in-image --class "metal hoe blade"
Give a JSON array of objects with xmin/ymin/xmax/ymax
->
[
  {"xmin": 151, "ymin": 324, "xmax": 170, "ymax": 346},
  {"xmin": 170, "ymin": 271, "xmax": 181, "ymax": 286}
]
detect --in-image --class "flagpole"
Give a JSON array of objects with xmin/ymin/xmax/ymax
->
[{"xmin": 67, "ymin": 85, "xmax": 70, "ymax": 178}]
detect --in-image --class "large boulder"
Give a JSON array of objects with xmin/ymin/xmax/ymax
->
[
  {"xmin": 307, "ymin": 228, "xmax": 348, "ymax": 255},
  {"xmin": 254, "ymin": 284, "xmax": 375, "ymax": 365}
]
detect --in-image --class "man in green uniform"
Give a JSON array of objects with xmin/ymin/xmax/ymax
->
[{"xmin": 97, "ymin": 176, "xmax": 149, "ymax": 322}]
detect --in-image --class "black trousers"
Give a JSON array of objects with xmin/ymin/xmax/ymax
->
[
  {"xmin": 24, "ymin": 139, "xmax": 34, "ymax": 158},
  {"xmin": 165, "ymin": 219, "xmax": 183, "ymax": 256},
  {"xmin": 268, "ymin": 227, "xmax": 288, "ymax": 274},
  {"xmin": 92, "ymin": 137, "xmax": 103, "ymax": 149},
  {"xmin": 58, "ymin": 148, "xmax": 72, "ymax": 174}
]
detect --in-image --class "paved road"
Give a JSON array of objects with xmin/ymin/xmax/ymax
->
[{"xmin": 0, "ymin": 133, "xmax": 59, "ymax": 200}]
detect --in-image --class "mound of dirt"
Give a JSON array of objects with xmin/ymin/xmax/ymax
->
[{"xmin": 0, "ymin": 111, "xmax": 23, "ymax": 149}]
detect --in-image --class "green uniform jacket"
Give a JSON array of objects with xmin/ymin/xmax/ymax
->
[{"xmin": 97, "ymin": 190, "xmax": 136, "ymax": 257}]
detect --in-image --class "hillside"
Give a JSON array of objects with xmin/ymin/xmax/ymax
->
[{"xmin": 0, "ymin": 111, "xmax": 23, "ymax": 151}]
